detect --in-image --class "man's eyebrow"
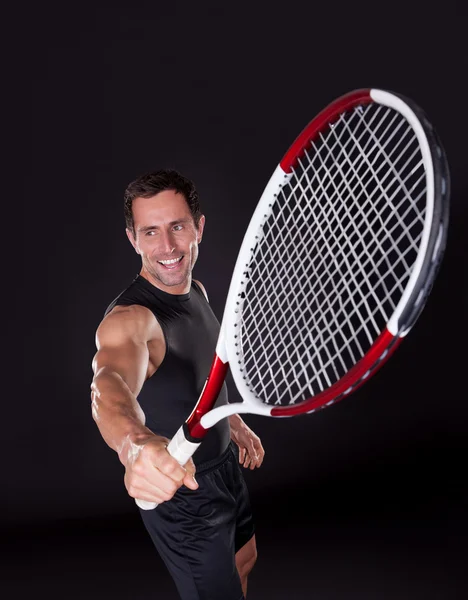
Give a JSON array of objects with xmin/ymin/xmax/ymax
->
[{"xmin": 137, "ymin": 219, "xmax": 191, "ymax": 233}]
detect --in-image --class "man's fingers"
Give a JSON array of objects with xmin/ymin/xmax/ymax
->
[
  {"xmin": 124, "ymin": 435, "xmax": 202, "ymax": 504},
  {"xmin": 246, "ymin": 442, "xmax": 265, "ymax": 469},
  {"xmin": 182, "ymin": 458, "xmax": 199, "ymax": 490},
  {"xmin": 154, "ymin": 453, "xmax": 188, "ymax": 482},
  {"xmin": 125, "ymin": 470, "xmax": 179, "ymax": 504},
  {"xmin": 140, "ymin": 443, "xmax": 188, "ymax": 482},
  {"xmin": 182, "ymin": 456, "xmax": 196, "ymax": 475},
  {"xmin": 129, "ymin": 441, "xmax": 193, "ymax": 500},
  {"xmin": 239, "ymin": 448, "xmax": 246, "ymax": 465},
  {"xmin": 183, "ymin": 471, "xmax": 199, "ymax": 490},
  {"xmin": 247, "ymin": 441, "xmax": 260, "ymax": 469},
  {"xmin": 249, "ymin": 453, "xmax": 259, "ymax": 469},
  {"xmin": 253, "ymin": 441, "xmax": 265, "ymax": 468}
]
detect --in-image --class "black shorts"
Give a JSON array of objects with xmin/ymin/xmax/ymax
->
[{"xmin": 139, "ymin": 441, "xmax": 255, "ymax": 600}]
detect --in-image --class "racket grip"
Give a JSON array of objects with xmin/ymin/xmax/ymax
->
[
  {"xmin": 135, "ymin": 498, "xmax": 158, "ymax": 510},
  {"xmin": 135, "ymin": 425, "xmax": 201, "ymax": 511}
]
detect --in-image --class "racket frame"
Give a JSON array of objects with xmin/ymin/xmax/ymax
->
[
  {"xmin": 201, "ymin": 88, "xmax": 449, "ymax": 424},
  {"xmin": 136, "ymin": 88, "xmax": 449, "ymax": 510}
]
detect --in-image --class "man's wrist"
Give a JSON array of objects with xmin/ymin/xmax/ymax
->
[
  {"xmin": 116, "ymin": 428, "xmax": 156, "ymax": 466},
  {"xmin": 228, "ymin": 413, "xmax": 244, "ymax": 433}
]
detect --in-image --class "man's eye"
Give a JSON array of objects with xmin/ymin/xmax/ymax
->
[
  {"xmin": 173, "ymin": 225, "xmax": 183, "ymax": 231},
  {"xmin": 145, "ymin": 230, "xmax": 156, "ymax": 236}
]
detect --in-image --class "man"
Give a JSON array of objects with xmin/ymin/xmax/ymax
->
[{"xmin": 91, "ymin": 169, "xmax": 264, "ymax": 600}]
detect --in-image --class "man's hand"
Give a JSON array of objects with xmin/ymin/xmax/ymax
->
[
  {"xmin": 120, "ymin": 433, "xmax": 199, "ymax": 505},
  {"xmin": 229, "ymin": 414, "xmax": 265, "ymax": 470}
]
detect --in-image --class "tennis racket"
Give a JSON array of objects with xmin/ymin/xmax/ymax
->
[{"xmin": 136, "ymin": 88, "xmax": 450, "ymax": 510}]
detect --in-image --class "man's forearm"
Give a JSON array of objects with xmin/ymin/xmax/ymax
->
[{"xmin": 91, "ymin": 368, "xmax": 154, "ymax": 466}]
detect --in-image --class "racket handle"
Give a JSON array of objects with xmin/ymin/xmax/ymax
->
[
  {"xmin": 135, "ymin": 425, "xmax": 201, "ymax": 510},
  {"xmin": 135, "ymin": 498, "xmax": 159, "ymax": 510}
]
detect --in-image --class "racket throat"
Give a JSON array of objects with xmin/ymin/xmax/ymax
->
[
  {"xmin": 200, "ymin": 402, "xmax": 273, "ymax": 430},
  {"xmin": 186, "ymin": 355, "xmax": 230, "ymax": 439},
  {"xmin": 182, "ymin": 421, "xmax": 205, "ymax": 445}
]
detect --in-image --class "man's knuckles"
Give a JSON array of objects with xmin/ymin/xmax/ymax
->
[
  {"xmin": 140, "ymin": 442, "xmax": 168, "ymax": 462},
  {"xmin": 157, "ymin": 459, "xmax": 186, "ymax": 480},
  {"xmin": 126, "ymin": 478, "xmax": 178, "ymax": 503}
]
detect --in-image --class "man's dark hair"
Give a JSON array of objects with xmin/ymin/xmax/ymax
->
[{"xmin": 124, "ymin": 168, "xmax": 202, "ymax": 236}]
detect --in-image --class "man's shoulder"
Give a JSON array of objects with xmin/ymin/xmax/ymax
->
[
  {"xmin": 97, "ymin": 304, "xmax": 161, "ymax": 345},
  {"xmin": 101, "ymin": 303, "xmax": 156, "ymax": 328},
  {"xmin": 193, "ymin": 279, "xmax": 209, "ymax": 302},
  {"xmin": 103, "ymin": 274, "xmax": 157, "ymax": 317},
  {"xmin": 100, "ymin": 275, "xmax": 158, "ymax": 328}
]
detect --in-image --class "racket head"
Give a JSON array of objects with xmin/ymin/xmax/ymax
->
[{"xmin": 219, "ymin": 88, "xmax": 449, "ymax": 418}]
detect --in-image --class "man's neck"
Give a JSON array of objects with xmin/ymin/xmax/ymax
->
[{"xmin": 139, "ymin": 269, "xmax": 192, "ymax": 295}]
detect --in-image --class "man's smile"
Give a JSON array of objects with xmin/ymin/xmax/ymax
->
[{"xmin": 157, "ymin": 255, "xmax": 184, "ymax": 269}]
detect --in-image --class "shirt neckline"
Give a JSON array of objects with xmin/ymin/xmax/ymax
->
[{"xmin": 136, "ymin": 274, "xmax": 192, "ymax": 302}]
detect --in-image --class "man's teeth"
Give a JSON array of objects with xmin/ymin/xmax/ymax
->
[{"xmin": 158, "ymin": 257, "xmax": 182, "ymax": 265}]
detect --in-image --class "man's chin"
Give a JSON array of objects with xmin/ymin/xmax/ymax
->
[{"xmin": 153, "ymin": 269, "xmax": 189, "ymax": 289}]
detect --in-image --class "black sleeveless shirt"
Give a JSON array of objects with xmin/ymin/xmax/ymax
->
[{"xmin": 104, "ymin": 274, "xmax": 231, "ymax": 465}]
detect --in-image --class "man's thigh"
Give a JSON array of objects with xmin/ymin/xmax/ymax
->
[
  {"xmin": 139, "ymin": 450, "xmax": 246, "ymax": 600},
  {"xmin": 141, "ymin": 501, "xmax": 244, "ymax": 599}
]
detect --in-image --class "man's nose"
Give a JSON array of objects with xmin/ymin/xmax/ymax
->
[{"xmin": 159, "ymin": 231, "xmax": 176, "ymax": 254}]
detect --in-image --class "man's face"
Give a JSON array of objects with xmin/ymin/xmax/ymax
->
[{"xmin": 126, "ymin": 190, "xmax": 205, "ymax": 293}]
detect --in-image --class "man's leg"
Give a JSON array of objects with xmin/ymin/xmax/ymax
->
[
  {"xmin": 140, "ymin": 444, "xmax": 247, "ymax": 600},
  {"xmin": 235, "ymin": 534, "xmax": 257, "ymax": 598},
  {"xmin": 140, "ymin": 489, "xmax": 245, "ymax": 600}
]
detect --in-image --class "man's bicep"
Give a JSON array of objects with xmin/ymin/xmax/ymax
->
[
  {"xmin": 93, "ymin": 341, "xmax": 149, "ymax": 396},
  {"xmin": 93, "ymin": 306, "xmax": 156, "ymax": 396}
]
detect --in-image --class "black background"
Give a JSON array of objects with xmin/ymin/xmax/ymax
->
[{"xmin": 8, "ymin": 1, "xmax": 467, "ymax": 598}]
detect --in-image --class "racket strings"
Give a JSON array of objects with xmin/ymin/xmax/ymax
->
[
  {"xmin": 237, "ymin": 103, "xmax": 427, "ymax": 405},
  {"xmin": 248, "ymin": 105, "xmax": 418, "ymax": 320},
  {"xmin": 302, "ymin": 132, "xmax": 425, "ymax": 327}
]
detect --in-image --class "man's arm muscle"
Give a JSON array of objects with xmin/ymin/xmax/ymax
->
[
  {"xmin": 91, "ymin": 305, "xmax": 157, "ymax": 461},
  {"xmin": 90, "ymin": 305, "xmax": 198, "ymax": 504}
]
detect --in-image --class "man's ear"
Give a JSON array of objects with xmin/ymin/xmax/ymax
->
[
  {"xmin": 126, "ymin": 228, "xmax": 140, "ymax": 254},
  {"xmin": 197, "ymin": 215, "xmax": 206, "ymax": 244}
]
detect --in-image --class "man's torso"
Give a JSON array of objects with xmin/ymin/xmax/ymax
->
[{"xmin": 104, "ymin": 274, "xmax": 230, "ymax": 464}]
